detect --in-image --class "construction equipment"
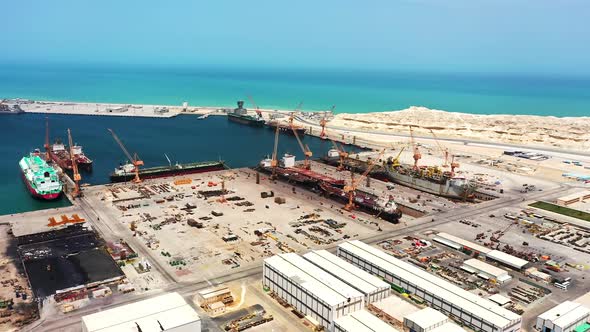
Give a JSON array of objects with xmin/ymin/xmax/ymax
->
[
  {"xmin": 409, "ymin": 126, "xmax": 421, "ymax": 170},
  {"xmin": 450, "ymin": 155, "xmax": 460, "ymax": 175},
  {"xmin": 44, "ymin": 117, "xmax": 51, "ymax": 162},
  {"xmin": 67, "ymin": 129, "xmax": 82, "ymax": 198},
  {"xmin": 108, "ymin": 129, "xmax": 143, "ymax": 183},
  {"xmin": 330, "ymin": 139, "xmax": 348, "ymax": 171},
  {"xmin": 319, "ymin": 117, "xmax": 327, "ymax": 139},
  {"xmin": 270, "ymin": 126, "xmax": 280, "ymax": 179},
  {"xmin": 429, "ymin": 129, "xmax": 449, "ymax": 167},
  {"xmin": 388, "ymin": 147, "xmax": 405, "ymax": 168},
  {"xmin": 343, "ymin": 149, "xmax": 385, "ymax": 211},
  {"xmin": 247, "ymin": 95, "xmax": 263, "ymax": 119},
  {"xmin": 292, "ymin": 126, "xmax": 312, "ymax": 170}
]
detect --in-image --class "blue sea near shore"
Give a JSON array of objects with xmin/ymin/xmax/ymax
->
[
  {"xmin": 1, "ymin": 63, "xmax": 589, "ymax": 116},
  {"xmin": 0, "ymin": 113, "xmax": 356, "ymax": 216}
]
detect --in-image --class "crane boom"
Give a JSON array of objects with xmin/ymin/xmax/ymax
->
[
  {"xmin": 292, "ymin": 126, "xmax": 312, "ymax": 169},
  {"xmin": 343, "ymin": 149, "xmax": 385, "ymax": 211},
  {"xmin": 67, "ymin": 128, "xmax": 82, "ymax": 198},
  {"xmin": 409, "ymin": 125, "xmax": 421, "ymax": 170},
  {"xmin": 44, "ymin": 117, "xmax": 51, "ymax": 162},
  {"xmin": 429, "ymin": 129, "xmax": 449, "ymax": 167},
  {"xmin": 108, "ymin": 128, "xmax": 143, "ymax": 183}
]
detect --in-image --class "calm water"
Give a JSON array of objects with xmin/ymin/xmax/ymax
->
[
  {"xmin": 1, "ymin": 114, "xmax": 351, "ymax": 216},
  {"xmin": 1, "ymin": 64, "xmax": 589, "ymax": 116}
]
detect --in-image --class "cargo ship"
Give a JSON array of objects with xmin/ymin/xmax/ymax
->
[
  {"xmin": 49, "ymin": 139, "xmax": 93, "ymax": 171},
  {"xmin": 258, "ymin": 154, "xmax": 401, "ymax": 222},
  {"xmin": 227, "ymin": 101, "xmax": 265, "ymax": 126},
  {"xmin": 19, "ymin": 150, "xmax": 62, "ymax": 200},
  {"xmin": 0, "ymin": 103, "xmax": 24, "ymax": 115},
  {"xmin": 110, "ymin": 160, "xmax": 226, "ymax": 183},
  {"xmin": 266, "ymin": 121, "xmax": 306, "ymax": 136},
  {"xmin": 318, "ymin": 182, "xmax": 402, "ymax": 223},
  {"xmin": 322, "ymin": 149, "xmax": 475, "ymax": 200}
]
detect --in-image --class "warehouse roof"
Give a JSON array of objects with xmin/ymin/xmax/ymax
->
[
  {"xmin": 553, "ymin": 305, "xmax": 590, "ymax": 328},
  {"xmin": 198, "ymin": 286, "xmax": 231, "ymax": 300},
  {"xmin": 539, "ymin": 301, "xmax": 582, "ymax": 321},
  {"xmin": 339, "ymin": 241, "xmax": 521, "ymax": 329},
  {"xmin": 431, "ymin": 322, "xmax": 467, "ymax": 332},
  {"xmin": 557, "ymin": 191, "xmax": 590, "ymax": 202},
  {"xmin": 265, "ymin": 253, "xmax": 363, "ymax": 307},
  {"xmin": 404, "ymin": 307, "xmax": 448, "ymax": 329},
  {"xmin": 303, "ymin": 250, "xmax": 389, "ymax": 296},
  {"xmin": 82, "ymin": 292, "xmax": 200, "ymax": 332},
  {"xmin": 334, "ymin": 310, "xmax": 399, "ymax": 332},
  {"xmin": 489, "ymin": 294, "xmax": 511, "ymax": 306},
  {"xmin": 435, "ymin": 232, "xmax": 491, "ymax": 254},
  {"xmin": 463, "ymin": 259, "xmax": 509, "ymax": 279},
  {"xmin": 486, "ymin": 250, "xmax": 529, "ymax": 269}
]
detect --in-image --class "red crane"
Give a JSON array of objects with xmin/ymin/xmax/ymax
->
[
  {"xmin": 108, "ymin": 129, "xmax": 144, "ymax": 183},
  {"xmin": 247, "ymin": 95, "xmax": 263, "ymax": 119},
  {"xmin": 292, "ymin": 126, "xmax": 312, "ymax": 170},
  {"xmin": 330, "ymin": 139, "xmax": 348, "ymax": 171},
  {"xmin": 343, "ymin": 149, "xmax": 385, "ymax": 211},
  {"xmin": 270, "ymin": 126, "xmax": 280, "ymax": 179},
  {"xmin": 67, "ymin": 129, "xmax": 82, "ymax": 198},
  {"xmin": 429, "ymin": 129, "xmax": 449, "ymax": 168}
]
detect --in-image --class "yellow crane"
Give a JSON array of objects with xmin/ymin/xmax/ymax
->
[
  {"xmin": 388, "ymin": 147, "xmax": 405, "ymax": 168},
  {"xmin": 108, "ymin": 129, "xmax": 144, "ymax": 183},
  {"xmin": 270, "ymin": 125, "xmax": 280, "ymax": 179},
  {"xmin": 409, "ymin": 126, "xmax": 421, "ymax": 170},
  {"xmin": 330, "ymin": 139, "xmax": 348, "ymax": 171},
  {"xmin": 343, "ymin": 149, "xmax": 385, "ymax": 211},
  {"xmin": 67, "ymin": 129, "xmax": 82, "ymax": 198}
]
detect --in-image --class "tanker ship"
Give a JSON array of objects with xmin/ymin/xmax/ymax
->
[
  {"xmin": 19, "ymin": 150, "xmax": 62, "ymax": 200},
  {"xmin": 110, "ymin": 160, "xmax": 226, "ymax": 183},
  {"xmin": 322, "ymin": 149, "xmax": 475, "ymax": 200},
  {"xmin": 258, "ymin": 154, "xmax": 401, "ymax": 222},
  {"xmin": 227, "ymin": 101, "xmax": 265, "ymax": 126},
  {"xmin": 266, "ymin": 120, "xmax": 306, "ymax": 136},
  {"xmin": 49, "ymin": 139, "xmax": 93, "ymax": 171}
]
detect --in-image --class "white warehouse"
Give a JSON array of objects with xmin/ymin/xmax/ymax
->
[
  {"xmin": 263, "ymin": 253, "xmax": 364, "ymax": 331},
  {"xmin": 304, "ymin": 250, "xmax": 390, "ymax": 304},
  {"xmin": 462, "ymin": 258, "xmax": 512, "ymax": 284},
  {"xmin": 536, "ymin": 301, "xmax": 590, "ymax": 332},
  {"xmin": 334, "ymin": 309, "xmax": 399, "ymax": 332},
  {"xmin": 337, "ymin": 240, "xmax": 522, "ymax": 332}
]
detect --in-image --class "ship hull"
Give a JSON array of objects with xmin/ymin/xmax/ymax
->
[
  {"xmin": 20, "ymin": 170, "xmax": 61, "ymax": 200},
  {"xmin": 50, "ymin": 153, "xmax": 73, "ymax": 171},
  {"xmin": 384, "ymin": 167, "xmax": 470, "ymax": 200},
  {"xmin": 266, "ymin": 123, "xmax": 306, "ymax": 136},
  {"xmin": 110, "ymin": 162, "xmax": 226, "ymax": 183},
  {"xmin": 227, "ymin": 113, "xmax": 265, "ymax": 127}
]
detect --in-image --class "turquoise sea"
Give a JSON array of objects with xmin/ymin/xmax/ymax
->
[{"xmin": 1, "ymin": 64, "xmax": 589, "ymax": 116}]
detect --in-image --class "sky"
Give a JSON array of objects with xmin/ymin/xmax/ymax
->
[{"xmin": 2, "ymin": 0, "xmax": 589, "ymax": 75}]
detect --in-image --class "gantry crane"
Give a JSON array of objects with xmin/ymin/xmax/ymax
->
[
  {"xmin": 270, "ymin": 126, "xmax": 280, "ymax": 179},
  {"xmin": 409, "ymin": 126, "xmax": 421, "ymax": 170},
  {"xmin": 343, "ymin": 149, "xmax": 385, "ymax": 211},
  {"xmin": 108, "ymin": 129, "xmax": 144, "ymax": 183},
  {"xmin": 44, "ymin": 117, "xmax": 51, "ymax": 162},
  {"xmin": 292, "ymin": 126, "xmax": 312, "ymax": 169},
  {"xmin": 429, "ymin": 129, "xmax": 449, "ymax": 167},
  {"xmin": 67, "ymin": 129, "xmax": 82, "ymax": 198}
]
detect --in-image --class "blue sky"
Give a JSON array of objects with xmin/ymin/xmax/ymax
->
[{"xmin": 2, "ymin": 1, "xmax": 589, "ymax": 75}]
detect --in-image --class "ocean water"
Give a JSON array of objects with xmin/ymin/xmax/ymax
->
[
  {"xmin": 1, "ymin": 64, "xmax": 589, "ymax": 116},
  {"xmin": 0, "ymin": 114, "xmax": 356, "ymax": 216}
]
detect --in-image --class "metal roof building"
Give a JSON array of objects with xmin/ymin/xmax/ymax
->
[
  {"xmin": 303, "ymin": 250, "xmax": 390, "ymax": 303},
  {"xmin": 404, "ymin": 307, "xmax": 466, "ymax": 332},
  {"xmin": 334, "ymin": 309, "xmax": 399, "ymax": 332},
  {"xmin": 462, "ymin": 258, "xmax": 512, "ymax": 284},
  {"xmin": 536, "ymin": 301, "xmax": 590, "ymax": 332},
  {"xmin": 337, "ymin": 240, "xmax": 521, "ymax": 332},
  {"xmin": 434, "ymin": 232, "xmax": 491, "ymax": 255},
  {"xmin": 263, "ymin": 253, "xmax": 364, "ymax": 331},
  {"xmin": 486, "ymin": 250, "xmax": 529, "ymax": 270},
  {"xmin": 81, "ymin": 292, "xmax": 201, "ymax": 332}
]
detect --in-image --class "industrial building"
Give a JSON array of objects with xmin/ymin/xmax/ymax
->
[
  {"xmin": 82, "ymin": 292, "xmax": 201, "ymax": 332},
  {"xmin": 337, "ymin": 240, "xmax": 522, "ymax": 332},
  {"xmin": 303, "ymin": 250, "xmax": 390, "ymax": 304},
  {"xmin": 434, "ymin": 232, "xmax": 529, "ymax": 270},
  {"xmin": 334, "ymin": 309, "xmax": 399, "ymax": 332},
  {"xmin": 263, "ymin": 253, "xmax": 364, "ymax": 331},
  {"xmin": 404, "ymin": 307, "xmax": 466, "ymax": 332},
  {"xmin": 556, "ymin": 191, "xmax": 590, "ymax": 206},
  {"xmin": 536, "ymin": 301, "xmax": 589, "ymax": 332},
  {"xmin": 461, "ymin": 258, "xmax": 512, "ymax": 284}
]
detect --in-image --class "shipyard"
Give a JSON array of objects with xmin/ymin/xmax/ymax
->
[{"xmin": 0, "ymin": 98, "xmax": 589, "ymax": 332}]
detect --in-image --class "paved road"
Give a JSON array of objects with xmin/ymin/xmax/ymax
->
[
  {"xmin": 296, "ymin": 116, "xmax": 590, "ymax": 158},
  {"xmin": 29, "ymin": 178, "xmax": 569, "ymax": 331}
]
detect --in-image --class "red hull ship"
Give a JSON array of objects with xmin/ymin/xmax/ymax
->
[{"xmin": 49, "ymin": 139, "xmax": 93, "ymax": 171}]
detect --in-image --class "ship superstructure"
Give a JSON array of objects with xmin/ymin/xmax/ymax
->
[{"xmin": 19, "ymin": 150, "xmax": 62, "ymax": 200}]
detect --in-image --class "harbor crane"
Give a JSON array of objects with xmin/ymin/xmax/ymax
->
[
  {"xmin": 388, "ymin": 147, "xmax": 405, "ymax": 168},
  {"xmin": 343, "ymin": 149, "xmax": 385, "ymax": 211},
  {"xmin": 67, "ymin": 128, "xmax": 82, "ymax": 198},
  {"xmin": 44, "ymin": 117, "xmax": 51, "ymax": 162},
  {"xmin": 429, "ymin": 129, "xmax": 449, "ymax": 167},
  {"xmin": 409, "ymin": 125, "xmax": 421, "ymax": 170},
  {"xmin": 247, "ymin": 95, "xmax": 263, "ymax": 119},
  {"xmin": 330, "ymin": 139, "xmax": 348, "ymax": 171},
  {"xmin": 270, "ymin": 125, "xmax": 280, "ymax": 179},
  {"xmin": 292, "ymin": 126, "xmax": 312, "ymax": 169},
  {"xmin": 319, "ymin": 106, "xmax": 334, "ymax": 139},
  {"xmin": 108, "ymin": 129, "xmax": 144, "ymax": 183}
]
